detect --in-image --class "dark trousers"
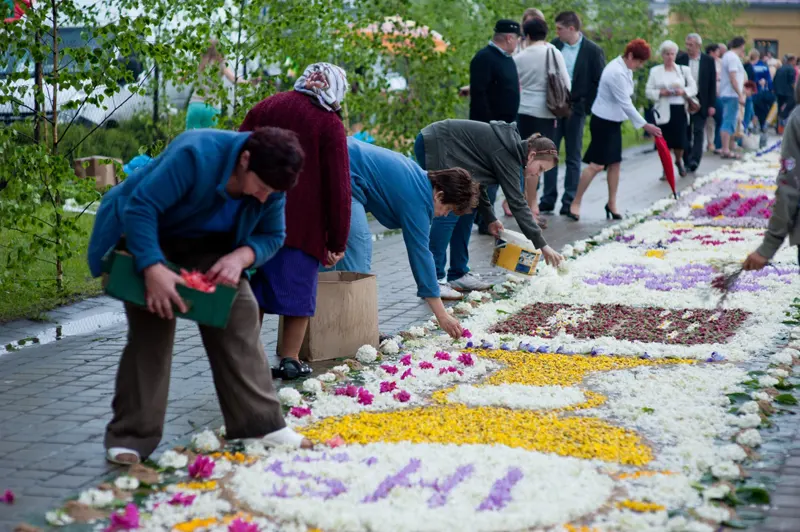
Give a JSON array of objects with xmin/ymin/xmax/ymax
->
[
  {"xmin": 683, "ymin": 113, "xmax": 707, "ymax": 169},
  {"xmin": 779, "ymin": 95, "xmax": 796, "ymax": 122},
  {"xmin": 541, "ymin": 110, "xmax": 585, "ymax": 212},
  {"xmin": 753, "ymin": 91, "xmax": 776, "ymax": 130},
  {"xmin": 105, "ymin": 246, "xmax": 285, "ymax": 458},
  {"xmin": 474, "ymin": 185, "xmax": 499, "ymax": 232}
]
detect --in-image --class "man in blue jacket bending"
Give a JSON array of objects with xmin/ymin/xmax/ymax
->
[{"xmin": 87, "ymin": 127, "xmax": 312, "ymax": 465}]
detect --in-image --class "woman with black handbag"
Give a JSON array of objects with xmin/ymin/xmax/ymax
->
[{"xmin": 646, "ymin": 40, "xmax": 698, "ymax": 177}]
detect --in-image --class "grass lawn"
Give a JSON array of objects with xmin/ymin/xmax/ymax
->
[{"xmin": 0, "ymin": 213, "xmax": 101, "ymax": 323}]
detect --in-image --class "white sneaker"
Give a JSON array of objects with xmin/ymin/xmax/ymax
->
[
  {"xmin": 449, "ymin": 273, "xmax": 492, "ymax": 292},
  {"xmin": 438, "ymin": 280, "xmax": 463, "ymax": 300}
]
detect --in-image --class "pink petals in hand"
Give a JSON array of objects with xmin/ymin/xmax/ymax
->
[{"xmin": 188, "ymin": 455, "xmax": 215, "ymax": 479}]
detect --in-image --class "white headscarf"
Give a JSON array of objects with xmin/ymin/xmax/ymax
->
[{"xmin": 293, "ymin": 62, "xmax": 348, "ymax": 113}]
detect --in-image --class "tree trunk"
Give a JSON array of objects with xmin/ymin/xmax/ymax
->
[{"xmin": 33, "ymin": 32, "xmax": 43, "ymax": 143}]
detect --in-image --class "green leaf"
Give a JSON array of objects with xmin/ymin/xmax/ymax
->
[
  {"xmin": 727, "ymin": 392, "xmax": 753, "ymax": 404},
  {"xmin": 735, "ymin": 487, "xmax": 771, "ymax": 505},
  {"xmin": 641, "ymin": 407, "xmax": 655, "ymax": 414},
  {"xmin": 496, "ymin": 309, "xmax": 510, "ymax": 315},
  {"xmin": 774, "ymin": 394, "xmax": 798, "ymax": 405}
]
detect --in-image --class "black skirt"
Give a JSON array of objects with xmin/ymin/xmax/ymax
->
[
  {"xmin": 583, "ymin": 115, "xmax": 623, "ymax": 167},
  {"xmin": 661, "ymin": 104, "xmax": 688, "ymax": 150}
]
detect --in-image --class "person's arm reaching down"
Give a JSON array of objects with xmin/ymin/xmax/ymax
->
[{"xmin": 399, "ymin": 208, "xmax": 462, "ymax": 339}]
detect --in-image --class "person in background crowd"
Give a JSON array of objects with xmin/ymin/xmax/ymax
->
[
  {"xmin": 186, "ymin": 40, "xmax": 258, "ymax": 130},
  {"xmin": 469, "ymin": 19, "xmax": 522, "ymax": 124},
  {"xmin": 718, "ymin": 37, "xmax": 747, "ymax": 159},
  {"xmin": 744, "ymin": 49, "xmax": 776, "ymax": 136},
  {"xmin": 542, "ymin": 11, "xmax": 605, "ymax": 217},
  {"xmin": 513, "ymin": 16, "xmax": 570, "ymax": 227},
  {"xmin": 86, "ymin": 127, "xmax": 312, "ymax": 465},
  {"xmin": 239, "ymin": 63, "xmax": 351, "ymax": 381},
  {"xmin": 676, "ymin": 33, "xmax": 716, "ymax": 173},
  {"xmin": 568, "ymin": 39, "xmax": 663, "ymax": 221},
  {"xmin": 743, "ymin": 81, "xmax": 800, "ymax": 270},
  {"xmin": 419, "ymin": 119, "xmax": 564, "ymax": 295},
  {"xmin": 516, "ymin": 7, "xmax": 545, "ymax": 54},
  {"xmin": 704, "ymin": 43, "xmax": 722, "ymax": 153},
  {"xmin": 469, "ymin": 19, "xmax": 522, "ymax": 234},
  {"xmin": 711, "ymin": 43, "xmax": 728, "ymax": 153},
  {"xmin": 332, "ymin": 137, "xmax": 479, "ymax": 326},
  {"xmin": 742, "ymin": 80, "xmax": 758, "ymax": 133},
  {"xmin": 767, "ymin": 52, "xmax": 781, "ymax": 80},
  {"xmin": 775, "ymin": 55, "xmax": 798, "ymax": 129},
  {"xmin": 647, "ymin": 40, "xmax": 697, "ymax": 177}
]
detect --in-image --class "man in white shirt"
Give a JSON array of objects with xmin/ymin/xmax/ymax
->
[{"xmin": 718, "ymin": 36, "xmax": 747, "ymax": 158}]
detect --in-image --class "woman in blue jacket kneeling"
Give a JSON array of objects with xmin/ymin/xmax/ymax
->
[
  {"xmin": 330, "ymin": 137, "xmax": 479, "ymax": 338},
  {"xmin": 87, "ymin": 127, "xmax": 312, "ymax": 465}
]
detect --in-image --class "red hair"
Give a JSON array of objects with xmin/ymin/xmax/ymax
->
[
  {"xmin": 744, "ymin": 80, "xmax": 757, "ymax": 92},
  {"xmin": 624, "ymin": 39, "xmax": 651, "ymax": 61}
]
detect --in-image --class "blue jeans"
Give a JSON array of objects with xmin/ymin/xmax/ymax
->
[
  {"xmin": 541, "ymin": 110, "xmax": 585, "ymax": 211},
  {"xmin": 719, "ymin": 96, "xmax": 739, "ymax": 135},
  {"xmin": 429, "ymin": 210, "xmax": 475, "ymax": 282},
  {"xmin": 321, "ymin": 198, "xmax": 372, "ymax": 273}
]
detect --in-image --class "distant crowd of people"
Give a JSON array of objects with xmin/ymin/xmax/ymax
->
[{"xmin": 461, "ymin": 9, "xmax": 797, "ymax": 227}]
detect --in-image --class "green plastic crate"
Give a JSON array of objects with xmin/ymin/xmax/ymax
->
[{"xmin": 102, "ymin": 251, "xmax": 238, "ymax": 328}]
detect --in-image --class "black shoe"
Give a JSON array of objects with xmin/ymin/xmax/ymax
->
[
  {"xmin": 564, "ymin": 211, "xmax": 580, "ymax": 221},
  {"xmin": 559, "ymin": 207, "xmax": 571, "ymax": 216},
  {"xmin": 539, "ymin": 203, "xmax": 555, "ymax": 214},
  {"xmin": 272, "ymin": 357, "xmax": 313, "ymax": 380},
  {"xmin": 676, "ymin": 163, "xmax": 688, "ymax": 178},
  {"xmin": 687, "ymin": 163, "xmax": 698, "ymax": 173},
  {"xmin": 605, "ymin": 204, "xmax": 622, "ymax": 220}
]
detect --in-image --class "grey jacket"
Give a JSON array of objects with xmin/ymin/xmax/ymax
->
[
  {"xmin": 757, "ymin": 103, "xmax": 800, "ymax": 260},
  {"xmin": 420, "ymin": 119, "xmax": 546, "ymax": 249}
]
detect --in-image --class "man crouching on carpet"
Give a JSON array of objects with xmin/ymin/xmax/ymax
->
[{"xmin": 87, "ymin": 126, "xmax": 314, "ymax": 465}]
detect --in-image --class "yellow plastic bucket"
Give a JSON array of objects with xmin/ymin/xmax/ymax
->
[{"xmin": 491, "ymin": 230, "xmax": 541, "ymax": 276}]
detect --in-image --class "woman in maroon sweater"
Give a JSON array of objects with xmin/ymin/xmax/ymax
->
[{"xmin": 240, "ymin": 63, "xmax": 351, "ymax": 379}]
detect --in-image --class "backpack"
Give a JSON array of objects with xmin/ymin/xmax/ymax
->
[{"xmin": 546, "ymin": 47, "xmax": 572, "ymax": 118}]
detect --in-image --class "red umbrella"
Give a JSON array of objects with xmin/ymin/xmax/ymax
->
[{"xmin": 654, "ymin": 136, "xmax": 677, "ymax": 199}]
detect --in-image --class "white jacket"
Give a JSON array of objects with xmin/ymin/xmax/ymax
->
[{"xmin": 645, "ymin": 64, "xmax": 698, "ymax": 125}]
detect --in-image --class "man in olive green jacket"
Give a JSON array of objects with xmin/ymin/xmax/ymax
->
[{"xmin": 744, "ymin": 82, "xmax": 800, "ymax": 270}]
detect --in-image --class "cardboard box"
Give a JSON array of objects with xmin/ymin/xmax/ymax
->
[
  {"xmin": 278, "ymin": 272, "xmax": 379, "ymax": 362},
  {"xmin": 101, "ymin": 250, "xmax": 238, "ymax": 329},
  {"xmin": 73, "ymin": 156, "xmax": 123, "ymax": 190},
  {"xmin": 491, "ymin": 229, "xmax": 541, "ymax": 276}
]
